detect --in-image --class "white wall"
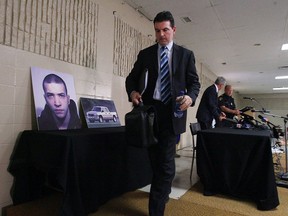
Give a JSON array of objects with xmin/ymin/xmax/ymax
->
[{"xmin": 239, "ymin": 94, "xmax": 288, "ymax": 128}]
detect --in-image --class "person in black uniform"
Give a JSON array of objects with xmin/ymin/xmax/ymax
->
[{"xmin": 218, "ymin": 84, "xmax": 240, "ymax": 127}]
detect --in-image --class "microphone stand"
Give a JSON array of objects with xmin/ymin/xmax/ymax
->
[
  {"xmin": 245, "ymin": 99, "xmax": 288, "ymax": 184},
  {"xmin": 250, "ymin": 98, "xmax": 269, "ymax": 113},
  {"xmin": 263, "ymin": 112, "xmax": 288, "ymax": 185}
]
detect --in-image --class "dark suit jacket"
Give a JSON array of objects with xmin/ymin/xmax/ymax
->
[
  {"xmin": 196, "ymin": 84, "xmax": 221, "ymax": 124},
  {"xmin": 126, "ymin": 43, "xmax": 200, "ymax": 135}
]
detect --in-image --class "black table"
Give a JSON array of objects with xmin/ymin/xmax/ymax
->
[
  {"xmin": 196, "ymin": 128, "xmax": 279, "ymax": 210},
  {"xmin": 8, "ymin": 127, "xmax": 152, "ymax": 216}
]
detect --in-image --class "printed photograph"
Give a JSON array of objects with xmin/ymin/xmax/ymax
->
[
  {"xmin": 31, "ymin": 67, "xmax": 81, "ymax": 130},
  {"xmin": 80, "ymin": 97, "xmax": 121, "ymax": 128}
]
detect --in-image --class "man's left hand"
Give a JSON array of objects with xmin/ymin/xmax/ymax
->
[{"xmin": 177, "ymin": 95, "xmax": 192, "ymax": 111}]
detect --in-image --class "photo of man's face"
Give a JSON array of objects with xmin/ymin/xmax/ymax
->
[
  {"xmin": 43, "ymin": 82, "xmax": 70, "ymax": 119},
  {"xmin": 32, "ymin": 67, "xmax": 81, "ymax": 130}
]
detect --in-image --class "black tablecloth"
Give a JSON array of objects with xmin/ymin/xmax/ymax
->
[
  {"xmin": 196, "ymin": 128, "xmax": 279, "ymax": 210},
  {"xmin": 8, "ymin": 127, "xmax": 152, "ymax": 216}
]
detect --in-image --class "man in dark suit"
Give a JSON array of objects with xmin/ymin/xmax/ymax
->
[
  {"xmin": 125, "ymin": 11, "xmax": 200, "ymax": 216},
  {"xmin": 196, "ymin": 77, "xmax": 226, "ymax": 130}
]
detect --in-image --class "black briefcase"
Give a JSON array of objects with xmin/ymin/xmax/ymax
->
[{"xmin": 125, "ymin": 103, "xmax": 158, "ymax": 148}]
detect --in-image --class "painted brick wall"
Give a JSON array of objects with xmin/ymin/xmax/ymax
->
[{"xmin": 0, "ymin": 0, "xmax": 99, "ymax": 69}]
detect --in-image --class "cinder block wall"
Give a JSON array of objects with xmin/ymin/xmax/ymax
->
[{"xmin": 0, "ymin": 0, "xmax": 99, "ymax": 68}]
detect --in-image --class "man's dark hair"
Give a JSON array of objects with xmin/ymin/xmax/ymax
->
[
  {"xmin": 42, "ymin": 73, "xmax": 68, "ymax": 94},
  {"xmin": 153, "ymin": 11, "xmax": 175, "ymax": 28}
]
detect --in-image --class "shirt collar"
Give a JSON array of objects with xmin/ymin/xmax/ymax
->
[
  {"xmin": 214, "ymin": 84, "xmax": 219, "ymax": 93},
  {"xmin": 158, "ymin": 41, "xmax": 173, "ymax": 51}
]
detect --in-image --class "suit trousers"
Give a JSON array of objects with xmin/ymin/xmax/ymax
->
[
  {"xmin": 148, "ymin": 101, "xmax": 177, "ymax": 216},
  {"xmin": 198, "ymin": 120, "xmax": 212, "ymax": 130}
]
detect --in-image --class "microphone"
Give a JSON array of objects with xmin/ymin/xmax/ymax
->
[
  {"xmin": 251, "ymin": 109, "xmax": 270, "ymax": 113},
  {"xmin": 243, "ymin": 97, "xmax": 254, "ymax": 100},
  {"xmin": 258, "ymin": 115, "xmax": 276, "ymax": 127},
  {"xmin": 258, "ymin": 115, "xmax": 268, "ymax": 123}
]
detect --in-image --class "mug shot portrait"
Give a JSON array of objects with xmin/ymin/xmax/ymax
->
[{"xmin": 31, "ymin": 67, "xmax": 81, "ymax": 130}]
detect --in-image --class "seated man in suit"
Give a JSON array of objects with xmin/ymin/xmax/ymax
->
[{"xmin": 196, "ymin": 77, "xmax": 226, "ymax": 130}]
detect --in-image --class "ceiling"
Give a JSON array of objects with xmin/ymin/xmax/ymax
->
[{"xmin": 124, "ymin": 0, "xmax": 288, "ymax": 95}]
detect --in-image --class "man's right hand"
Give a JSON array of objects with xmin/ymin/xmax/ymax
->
[
  {"xmin": 234, "ymin": 109, "xmax": 241, "ymax": 115},
  {"xmin": 130, "ymin": 91, "xmax": 142, "ymax": 106},
  {"xmin": 219, "ymin": 112, "xmax": 226, "ymax": 121}
]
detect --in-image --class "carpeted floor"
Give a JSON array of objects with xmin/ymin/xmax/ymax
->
[
  {"xmin": 3, "ymin": 193, "xmax": 63, "ymax": 216},
  {"xmin": 89, "ymin": 151, "xmax": 288, "ymax": 216},
  {"xmin": 90, "ymin": 182, "xmax": 288, "ymax": 216},
  {"xmin": 90, "ymin": 189, "xmax": 246, "ymax": 216},
  {"xmin": 3, "ymin": 181, "xmax": 288, "ymax": 216},
  {"xmin": 4, "ymin": 152, "xmax": 288, "ymax": 216},
  {"xmin": 181, "ymin": 182, "xmax": 288, "ymax": 216}
]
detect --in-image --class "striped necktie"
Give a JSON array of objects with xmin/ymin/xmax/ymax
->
[{"xmin": 160, "ymin": 46, "xmax": 171, "ymax": 104}]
